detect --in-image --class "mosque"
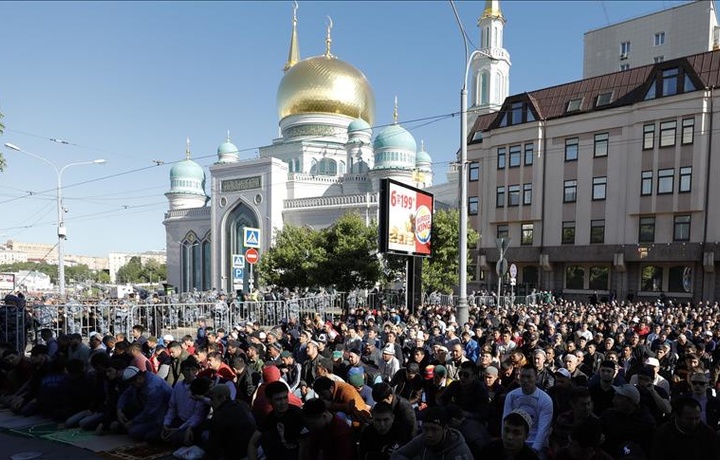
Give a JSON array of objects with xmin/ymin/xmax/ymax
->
[{"xmin": 162, "ymin": 1, "xmax": 511, "ymax": 294}]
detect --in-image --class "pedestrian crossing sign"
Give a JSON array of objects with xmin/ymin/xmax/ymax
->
[
  {"xmin": 232, "ymin": 254, "xmax": 245, "ymax": 268},
  {"xmin": 233, "ymin": 267, "xmax": 244, "ymax": 280},
  {"xmin": 244, "ymin": 227, "xmax": 261, "ymax": 248}
]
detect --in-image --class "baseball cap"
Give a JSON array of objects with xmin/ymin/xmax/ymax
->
[
  {"xmin": 612, "ymin": 384, "xmax": 640, "ymax": 405},
  {"xmin": 434, "ymin": 365, "xmax": 447, "ymax": 377},
  {"xmin": 122, "ymin": 366, "xmax": 141, "ymax": 381},
  {"xmin": 382, "ymin": 344, "xmax": 395, "ymax": 355},
  {"xmin": 645, "ymin": 357, "xmax": 660, "ymax": 367},
  {"xmin": 280, "ymin": 350, "xmax": 292, "ymax": 359},
  {"xmin": 422, "ymin": 406, "xmax": 448, "ymax": 425},
  {"xmin": 554, "ymin": 368, "xmax": 572, "ymax": 379},
  {"xmin": 424, "ymin": 365, "xmax": 436, "ymax": 380},
  {"xmin": 485, "ymin": 366, "xmax": 499, "ymax": 376}
]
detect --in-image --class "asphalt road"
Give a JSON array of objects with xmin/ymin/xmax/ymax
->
[{"xmin": 2, "ymin": 431, "xmax": 105, "ymax": 460}]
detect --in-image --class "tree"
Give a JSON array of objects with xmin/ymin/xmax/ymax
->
[
  {"xmin": 421, "ymin": 208, "xmax": 479, "ymax": 294},
  {"xmin": 116, "ymin": 256, "xmax": 143, "ymax": 283},
  {"xmin": 257, "ymin": 224, "xmax": 327, "ymax": 288},
  {"xmin": 317, "ymin": 213, "xmax": 382, "ymax": 292}
]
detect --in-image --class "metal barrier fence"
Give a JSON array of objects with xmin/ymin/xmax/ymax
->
[{"xmin": 13, "ymin": 293, "xmax": 347, "ymax": 345}]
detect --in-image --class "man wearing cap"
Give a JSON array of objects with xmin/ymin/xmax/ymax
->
[
  {"xmin": 503, "ymin": 364, "xmax": 553, "ymax": 455},
  {"xmin": 379, "ymin": 343, "xmax": 401, "ymax": 383},
  {"xmin": 685, "ymin": 370, "xmax": 720, "ymax": 430},
  {"xmin": 390, "ymin": 362, "xmax": 424, "ymax": 406},
  {"xmin": 629, "ymin": 357, "xmax": 670, "ymax": 394},
  {"xmin": 279, "ymin": 350, "xmax": 302, "ymax": 392},
  {"xmin": 116, "ymin": 365, "xmax": 172, "ymax": 442},
  {"xmin": 634, "ymin": 365, "xmax": 671, "ymax": 423},
  {"xmin": 301, "ymin": 339, "xmax": 321, "ymax": 387},
  {"xmin": 391, "ymin": 406, "xmax": 473, "ymax": 459},
  {"xmin": 316, "ymin": 357, "xmax": 344, "ymax": 383},
  {"xmin": 423, "ymin": 365, "xmax": 451, "ymax": 409},
  {"xmin": 600, "ymin": 383, "xmax": 656, "ymax": 457},
  {"xmin": 205, "ymin": 383, "xmax": 256, "ymax": 460},
  {"xmin": 439, "ymin": 361, "xmax": 490, "ymax": 423},
  {"xmin": 589, "ymin": 360, "xmax": 620, "ymax": 416}
]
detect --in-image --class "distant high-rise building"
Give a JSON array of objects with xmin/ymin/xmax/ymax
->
[{"xmin": 584, "ymin": 1, "xmax": 719, "ymax": 78}]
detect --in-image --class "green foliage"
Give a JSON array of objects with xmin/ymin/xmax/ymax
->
[
  {"xmin": 257, "ymin": 212, "xmax": 382, "ymax": 291},
  {"xmin": 422, "ymin": 209, "xmax": 479, "ymax": 294},
  {"xmin": 116, "ymin": 256, "xmax": 166, "ymax": 283},
  {"xmin": 0, "ymin": 262, "xmax": 57, "ymax": 282},
  {"xmin": 318, "ymin": 213, "xmax": 382, "ymax": 292},
  {"xmin": 257, "ymin": 225, "xmax": 326, "ymax": 288},
  {"xmin": 0, "ymin": 261, "xmax": 112, "ymax": 285}
]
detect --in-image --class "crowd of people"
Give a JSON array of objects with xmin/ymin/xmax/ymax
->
[{"xmin": 2, "ymin": 292, "xmax": 720, "ymax": 459}]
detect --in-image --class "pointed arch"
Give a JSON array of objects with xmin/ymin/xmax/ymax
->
[{"xmin": 224, "ymin": 201, "xmax": 259, "ymax": 293}]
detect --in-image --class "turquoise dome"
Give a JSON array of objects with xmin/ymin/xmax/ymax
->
[
  {"xmin": 416, "ymin": 148, "xmax": 432, "ymax": 165},
  {"xmin": 348, "ymin": 117, "xmax": 371, "ymax": 134},
  {"xmin": 373, "ymin": 124, "xmax": 417, "ymax": 152},
  {"xmin": 170, "ymin": 159, "xmax": 204, "ymax": 181},
  {"xmin": 217, "ymin": 141, "xmax": 239, "ymax": 156}
]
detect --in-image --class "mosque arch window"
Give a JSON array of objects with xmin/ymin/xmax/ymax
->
[
  {"xmin": 224, "ymin": 201, "xmax": 259, "ymax": 294},
  {"xmin": 338, "ymin": 160, "xmax": 346, "ymax": 175},
  {"xmin": 181, "ymin": 232, "xmax": 211, "ymax": 292},
  {"xmin": 316, "ymin": 158, "xmax": 337, "ymax": 176},
  {"xmin": 480, "ymin": 71, "xmax": 489, "ymax": 105}
]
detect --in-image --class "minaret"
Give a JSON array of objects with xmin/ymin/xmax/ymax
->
[
  {"xmin": 283, "ymin": 1, "xmax": 300, "ymax": 72},
  {"xmin": 469, "ymin": 0, "xmax": 511, "ymax": 117}
]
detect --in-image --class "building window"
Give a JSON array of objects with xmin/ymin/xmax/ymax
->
[
  {"xmin": 498, "ymin": 101, "xmax": 536, "ymax": 127},
  {"xmin": 643, "ymin": 124, "xmax": 655, "ymax": 150},
  {"xmin": 668, "ymin": 265, "xmax": 692, "ymax": 293},
  {"xmin": 594, "ymin": 133, "xmax": 609, "ymax": 157},
  {"xmin": 639, "ymin": 217, "xmax": 656, "ymax": 243},
  {"xmin": 644, "ymin": 66, "xmax": 697, "ymax": 100},
  {"xmin": 564, "ymin": 180, "xmax": 577, "ymax": 203},
  {"xmin": 521, "ymin": 223, "xmax": 534, "ymax": 245},
  {"xmin": 654, "ymin": 32, "xmax": 665, "ymax": 46},
  {"xmin": 497, "ymin": 147, "xmax": 506, "ymax": 169},
  {"xmin": 589, "ymin": 266, "xmax": 610, "ymax": 290},
  {"xmin": 682, "ymin": 118, "xmax": 695, "ymax": 144},
  {"xmin": 658, "ymin": 169, "xmax": 674, "ymax": 194},
  {"xmin": 497, "ymin": 224, "xmax": 509, "ymax": 239},
  {"xmin": 620, "ymin": 41, "xmax": 631, "ymax": 56},
  {"xmin": 654, "ymin": 56, "xmax": 664, "ymax": 63},
  {"xmin": 567, "ymin": 98, "xmax": 583, "ymax": 112},
  {"xmin": 659, "ymin": 120, "xmax": 677, "ymax": 147},
  {"xmin": 565, "ymin": 138, "xmax": 579, "ymax": 161},
  {"xmin": 566, "ymin": 266, "xmax": 585, "ymax": 290},
  {"xmin": 469, "ymin": 162, "xmax": 480, "ymax": 181},
  {"xmin": 590, "ymin": 220, "xmax": 605, "ymax": 244},
  {"xmin": 592, "ymin": 176, "xmax": 607, "ymax": 200},
  {"xmin": 596, "ymin": 92, "xmax": 613, "ymax": 106},
  {"xmin": 468, "ymin": 196, "xmax": 479, "ymax": 215},
  {"xmin": 508, "ymin": 185, "xmax": 520, "ymax": 206},
  {"xmin": 641, "ymin": 171, "xmax": 653, "ymax": 196},
  {"xmin": 496, "ymin": 186, "xmax": 506, "ymax": 207},
  {"xmin": 679, "ymin": 166, "xmax": 692, "ymax": 193},
  {"xmin": 620, "ymin": 64, "xmax": 630, "ymax": 71},
  {"xmin": 641, "ymin": 266, "xmax": 663, "ymax": 291},
  {"xmin": 674, "ymin": 215, "xmax": 691, "ymax": 241},
  {"xmin": 523, "ymin": 183, "xmax": 532, "ymax": 205},
  {"xmin": 509, "ymin": 145, "xmax": 521, "ymax": 167},
  {"xmin": 524, "ymin": 143, "xmax": 534, "ymax": 165},
  {"xmin": 562, "ymin": 221, "xmax": 576, "ymax": 245}
]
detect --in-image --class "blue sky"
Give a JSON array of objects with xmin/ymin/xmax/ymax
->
[{"xmin": 0, "ymin": 1, "xmax": 691, "ymax": 257}]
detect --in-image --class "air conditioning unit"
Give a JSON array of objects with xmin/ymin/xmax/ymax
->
[{"xmin": 620, "ymin": 52, "xmax": 628, "ymax": 60}]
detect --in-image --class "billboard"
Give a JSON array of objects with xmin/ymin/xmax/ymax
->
[
  {"xmin": 379, "ymin": 179, "xmax": 433, "ymax": 257},
  {"xmin": 0, "ymin": 273, "xmax": 15, "ymax": 292}
]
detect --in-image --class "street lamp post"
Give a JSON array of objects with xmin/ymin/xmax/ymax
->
[
  {"xmin": 4, "ymin": 143, "xmax": 105, "ymax": 300},
  {"xmin": 452, "ymin": 2, "xmax": 495, "ymax": 325}
]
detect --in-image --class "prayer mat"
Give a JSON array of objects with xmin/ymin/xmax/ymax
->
[
  {"xmin": 8, "ymin": 421, "xmax": 62, "ymax": 438},
  {"xmin": 57, "ymin": 433, "xmax": 135, "ymax": 453},
  {"xmin": 41, "ymin": 427, "xmax": 99, "ymax": 445},
  {"xmin": 99, "ymin": 442, "xmax": 175, "ymax": 460}
]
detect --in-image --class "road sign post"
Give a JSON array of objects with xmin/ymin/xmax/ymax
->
[
  {"xmin": 245, "ymin": 248, "xmax": 259, "ymax": 292},
  {"xmin": 509, "ymin": 263, "xmax": 517, "ymax": 308}
]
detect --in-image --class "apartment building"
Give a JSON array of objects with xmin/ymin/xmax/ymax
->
[
  {"xmin": 584, "ymin": 0, "xmax": 719, "ymax": 78},
  {"xmin": 467, "ymin": 49, "xmax": 720, "ymax": 302}
]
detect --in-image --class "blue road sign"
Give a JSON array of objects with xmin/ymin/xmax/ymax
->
[
  {"xmin": 233, "ymin": 267, "xmax": 244, "ymax": 280},
  {"xmin": 232, "ymin": 254, "xmax": 245, "ymax": 268},
  {"xmin": 244, "ymin": 227, "xmax": 261, "ymax": 248}
]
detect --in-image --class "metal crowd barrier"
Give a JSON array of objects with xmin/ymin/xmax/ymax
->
[{"xmin": 0, "ymin": 305, "xmax": 28, "ymax": 353}]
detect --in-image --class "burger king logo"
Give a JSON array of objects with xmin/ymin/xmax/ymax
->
[{"xmin": 415, "ymin": 205, "xmax": 432, "ymax": 244}]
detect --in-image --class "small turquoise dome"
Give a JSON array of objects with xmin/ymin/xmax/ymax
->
[
  {"xmin": 218, "ymin": 141, "xmax": 238, "ymax": 156},
  {"xmin": 169, "ymin": 159, "xmax": 206, "ymax": 195},
  {"xmin": 348, "ymin": 117, "xmax": 371, "ymax": 134},
  {"xmin": 416, "ymin": 148, "xmax": 432, "ymax": 165},
  {"xmin": 373, "ymin": 124, "xmax": 417, "ymax": 152}
]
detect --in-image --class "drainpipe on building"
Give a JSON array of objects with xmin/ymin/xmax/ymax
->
[
  {"xmin": 702, "ymin": 87, "xmax": 715, "ymax": 299},
  {"xmin": 540, "ymin": 119, "xmax": 548, "ymax": 288}
]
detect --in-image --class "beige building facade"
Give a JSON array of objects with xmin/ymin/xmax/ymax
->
[{"xmin": 468, "ymin": 49, "xmax": 720, "ymax": 302}]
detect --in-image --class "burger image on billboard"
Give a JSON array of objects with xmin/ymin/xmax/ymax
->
[{"xmin": 415, "ymin": 205, "xmax": 432, "ymax": 245}]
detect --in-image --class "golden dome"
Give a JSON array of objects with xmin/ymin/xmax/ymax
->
[{"xmin": 277, "ymin": 55, "xmax": 375, "ymax": 126}]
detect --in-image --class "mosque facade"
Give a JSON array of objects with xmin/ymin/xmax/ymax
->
[{"xmin": 162, "ymin": 6, "xmax": 483, "ymax": 294}]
